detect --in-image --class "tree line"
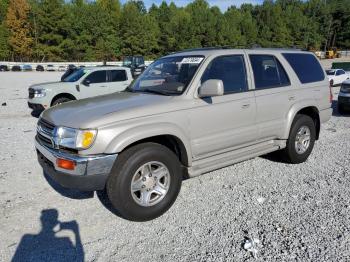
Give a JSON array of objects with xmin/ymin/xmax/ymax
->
[{"xmin": 0, "ymin": 0, "xmax": 349, "ymax": 62}]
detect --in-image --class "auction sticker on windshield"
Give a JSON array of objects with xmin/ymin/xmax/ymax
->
[{"xmin": 181, "ymin": 57, "xmax": 204, "ymax": 64}]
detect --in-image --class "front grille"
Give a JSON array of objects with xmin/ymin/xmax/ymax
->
[
  {"xmin": 28, "ymin": 88, "xmax": 34, "ymax": 99},
  {"xmin": 36, "ymin": 118, "xmax": 56, "ymax": 149},
  {"xmin": 341, "ymin": 83, "xmax": 350, "ymax": 93},
  {"xmin": 38, "ymin": 118, "xmax": 55, "ymax": 133},
  {"xmin": 36, "ymin": 133, "xmax": 53, "ymax": 148}
]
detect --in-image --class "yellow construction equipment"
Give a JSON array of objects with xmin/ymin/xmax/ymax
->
[{"xmin": 326, "ymin": 47, "xmax": 342, "ymax": 59}]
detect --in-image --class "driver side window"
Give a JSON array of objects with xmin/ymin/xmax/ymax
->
[{"xmin": 201, "ymin": 55, "xmax": 248, "ymax": 94}]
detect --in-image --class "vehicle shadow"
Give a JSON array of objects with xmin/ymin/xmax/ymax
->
[
  {"xmin": 260, "ymin": 150, "xmax": 288, "ymax": 163},
  {"xmin": 31, "ymin": 110, "xmax": 43, "ymax": 118},
  {"xmin": 12, "ymin": 209, "xmax": 84, "ymax": 262},
  {"xmin": 96, "ymin": 189, "xmax": 124, "ymax": 219},
  {"xmin": 43, "ymin": 172, "xmax": 94, "ymax": 199}
]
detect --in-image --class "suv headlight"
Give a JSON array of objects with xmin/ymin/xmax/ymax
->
[
  {"xmin": 34, "ymin": 88, "xmax": 46, "ymax": 97},
  {"xmin": 55, "ymin": 127, "xmax": 97, "ymax": 150}
]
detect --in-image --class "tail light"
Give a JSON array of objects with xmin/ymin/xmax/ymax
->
[{"xmin": 329, "ymin": 83, "xmax": 333, "ymax": 103}]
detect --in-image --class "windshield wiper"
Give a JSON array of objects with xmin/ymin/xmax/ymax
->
[{"xmin": 138, "ymin": 88, "xmax": 171, "ymax": 96}]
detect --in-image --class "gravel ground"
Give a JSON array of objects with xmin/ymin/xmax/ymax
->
[{"xmin": 0, "ymin": 71, "xmax": 349, "ymax": 262}]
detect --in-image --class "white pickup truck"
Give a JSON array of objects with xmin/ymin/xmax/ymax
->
[
  {"xmin": 326, "ymin": 69, "xmax": 350, "ymax": 86},
  {"xmin": 28, "ymin": 66, "xmax": 133, "ymax": 111}
]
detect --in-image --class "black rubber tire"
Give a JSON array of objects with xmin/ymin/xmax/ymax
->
[
  {"xmin": 52, "ymin": 97, "xmax": 72, "ymax": 106},
  {"xmin": 282, "ymin": 114, "xmax": 316, "ymax": 164},
  {"xmin": 338, "ymin": 103, "xmax": 346, "ymax": 115},
  {"xmin": 106, "ymin": 142, "xmax": 182, "ymax": 221}
]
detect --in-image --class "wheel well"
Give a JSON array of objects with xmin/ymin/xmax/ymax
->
[
  {"xmin": 51, "ymin": 93, "xmax": 76, "ymax": 106},
  {"xmin": 123, "ymin": 135, "xmax": 189, "ymax": 167},
  {"xmin": 296, "ymin": 107, "xmax": 320, "ymax": 140}
]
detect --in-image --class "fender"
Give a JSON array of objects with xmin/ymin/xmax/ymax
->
[
  {"xmin": 105, "ymin": 122, "xmax": 193, "ymax": 166},
  {"xmin": 283, "ymin": 99, "xmax": 320, "ymax": 139}
]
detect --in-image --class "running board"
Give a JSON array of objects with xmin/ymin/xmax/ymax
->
[{"xmin": 187, "ymin": 140, "xmax": 285, "ymax": 178}]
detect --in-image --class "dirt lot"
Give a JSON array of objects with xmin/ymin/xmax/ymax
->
[{"xmin": 0, "ymin": 71, "xmax": 349, "ymax": 261}]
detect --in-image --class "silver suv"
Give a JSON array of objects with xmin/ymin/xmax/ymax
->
[{"xmin": 35, "ymin": 48, "xmax": 332, "ymax": 221}]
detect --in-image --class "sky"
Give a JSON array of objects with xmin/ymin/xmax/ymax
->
[{"xmin": 120, "ymin": 0, "xmax": 264, "ymax": 12}]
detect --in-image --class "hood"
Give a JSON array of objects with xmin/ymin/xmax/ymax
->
[
  {"xmin": 42, "ymin": 92, "xmax": 176, "ymax": 129},
  {"xmin": 30, "ymin": 81, "xmax": 71, "ymax": 90}
]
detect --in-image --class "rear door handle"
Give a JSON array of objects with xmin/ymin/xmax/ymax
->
[
  {"xmin": 288, "ymin": 96, "xmax": 295, "ymax": 101},
  {"xmin": 241, "ymin": 104, "xmax": 250, "ymax": 109}
]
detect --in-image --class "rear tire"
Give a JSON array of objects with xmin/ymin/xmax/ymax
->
[
  {"xmin": 52, "ymin": 97, "xmax": 72, "ymax": 106},
  {"xmin": 107, "ymin": 143, "xmax": 182, "ymax": 221},
  {"xmin": 282, "ymin": 115, "xmax": 316, "ymax": 164},
  {"xmin": 338, "ymin": 103, "xmax": 346, "ymax": 114}
]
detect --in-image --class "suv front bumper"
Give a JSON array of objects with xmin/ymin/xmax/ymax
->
[{"xmin": 35, "ymin": 139, "xmax": 117, "ymax": 191}]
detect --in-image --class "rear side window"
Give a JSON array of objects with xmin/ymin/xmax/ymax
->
[
  {"xmin": 201, "ymin": 55, "xmax": 248, "ymax": 94},
  {"xmin": 85, "ymin": 70, "xmax": 106, "ymax": 84},
  {"xmin": 282, "ymin": 53, "xmax": 325, "ymax": 83},
  {"xmin": 109, "ymin": 70, "xmax": 127, "ymax": 82},
  {"xmin": 336, "ymin": 70, "xmax": 345, "ymax": 76},
  {"xmin": 249, "ymin": 55, "xmax": 290, "ymax": 89}
]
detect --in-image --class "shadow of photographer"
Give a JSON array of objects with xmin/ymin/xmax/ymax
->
[{"xmin": 12, "ymin": 209, "xmax": 84, "ymax": 262}]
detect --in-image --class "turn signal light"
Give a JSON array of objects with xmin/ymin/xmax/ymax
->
[
  {"xmin": 56, "ymin": 158, "xmax": 76, "ymax": 170},
  {"xmin": 329, "ymin": 83, "xmax": 333, "ymax": 103}
]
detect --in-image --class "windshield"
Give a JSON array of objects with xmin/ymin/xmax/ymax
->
[
  {"xmin": 326, "ymin": 70, "xmax": 335, "ymax": 75},
  {"xmin": 63, "ymin": 68, "xmax": 90, "ymax": 82},
  {"xmin": 122, "ymin": 57, "xmax": 132, "ymax": 67},
  {"xmin": 129, "ymin": 55, "xmax": 204, "ymax": 95}
]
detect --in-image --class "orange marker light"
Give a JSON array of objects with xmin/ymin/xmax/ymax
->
[{"xmin": 56, "ymin": 158, "xmax": 76, "ymax": 170}]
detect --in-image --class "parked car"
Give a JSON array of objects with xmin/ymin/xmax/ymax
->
[
  {"xmin": 34, "ymin": 48, "xmax": 332, "ymax": 221},
  {"xmin": 11, "ymin": 65, "xmax": 21, "ymax": 71},
  {"xmin": 28, "ymin": 66, "xmax": 133, "ymax": 111},
  {"xmin": 58, "ymin": 65, "xmax": 67, "ymax": 72},
  {"xmin": 46, "ymin": 64, "xmax": 55, "ymax": 71},
  {"xmin": 22, "ymin": 64, "xmax": 32, "ymax": 71},
  {"xmin": 36, "ymin": 65, "xmax": 45, "ymax": 71},
  {"xmin": 0, "ymin": 65, "xmax": 9, "ymax": 71},
  {"xmin": 326, "ymin": 69, "xmax": 349, "ymax": 86},
  {"xmin": 338, "ymin": 80, "xmax": 350, "ymax": 114}
]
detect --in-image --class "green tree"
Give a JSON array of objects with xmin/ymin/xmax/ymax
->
[
  {"xmin": 31, "ymin": 0, "xmax": 70, "ymax": 61},
  {"xmin": 120, "ymin": 1, "xmax": 159, "ymax": 58}
]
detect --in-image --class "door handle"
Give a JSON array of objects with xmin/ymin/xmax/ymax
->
[
  {"xmin": 288, "ymin": 96, "xmax": 296, "ymax": 101},
  {"xmin": 241, "ymin": 104, "xmax": 250, "ymax": 109},
  {"xmin": 100, "ymin": 85, "xmax": 107, "ymax": 87}
]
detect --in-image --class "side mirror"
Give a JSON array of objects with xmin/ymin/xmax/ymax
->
[
  {"xmin": 198, "ymin": 79, "xmax": 224, "ymax": 98},
  {"xmin": 82, "ymin": 79, "xmax": 90, "ymax": 86}
]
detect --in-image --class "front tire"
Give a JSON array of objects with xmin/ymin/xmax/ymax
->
[
  {"xmin": 282, "ymin": 115, "xmax": 316, "ymax": 164},
  {"xmin": 52, "ymin": 97, "xmax": 72, "ymax": 106},
  {"xmin": 107, "ymin": 143, "xmax": 182, "ymax": 221}
]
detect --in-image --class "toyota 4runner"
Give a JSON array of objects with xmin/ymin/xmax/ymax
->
[{"xmin": 35, "ymin": 48, "xmax": 332, "ymax": 221}]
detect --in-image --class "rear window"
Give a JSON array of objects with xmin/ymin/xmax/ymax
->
[{"xmin": 282, "ymin": 53, "xmax": 325, "ymax": 84}]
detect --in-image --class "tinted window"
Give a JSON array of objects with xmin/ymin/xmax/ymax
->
[
  {"xmin": 201, "ymin": 55, "xmax": 248, "ymax": 94},
  {"xmin": 249, "ymin": 55, "xmax": 290, "ymax": 89},
  {"xmin": 85, "ymin": 70, "xmax": 106, "ymax": 84},
  {"xmin": 109, "ymin": 70, "xmax": 127, "ymax": 82},
  {"xmin": 282, "ymin": 53, "xmax": 325, "ymax": 83},
  {"xmin": 336, "ymin": 70, "xmax": 345, "ymax": 76}
]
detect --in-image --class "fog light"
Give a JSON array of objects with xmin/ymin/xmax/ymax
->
[{"xmin": 56, "ymin": 158, "xmax": 76, "ymax": 170}]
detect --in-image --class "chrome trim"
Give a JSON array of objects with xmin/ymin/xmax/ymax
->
[
  {"xmin": 338, "ymin": 92, "xmax": 350, "ymax": 98},
  {"xmin": 35, "ymin": 139, "xmax": 117, "ymax": 176}
]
